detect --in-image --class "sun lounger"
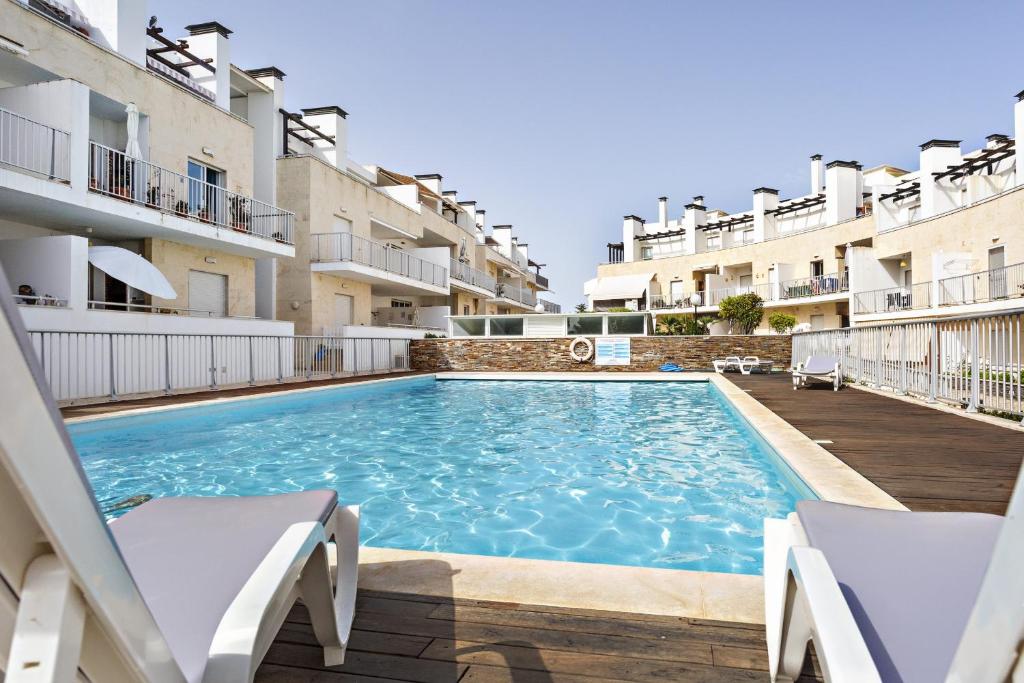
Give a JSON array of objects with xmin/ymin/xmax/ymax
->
[
  {"xmin": 0, "ymin": 276, "xmax": 360, "ymax": 683},
  {"xmin": 764, "ymin": 469, "xmax": 1024, "ymax": 682},
  {"xmin": 739, "ymin": 356, "xmax": 774, "ymax": 375},
  {"xmin": 792, "ymin": 354, "xmax": 841, "ymax": 390},
  {"xmin": 713, "ymin": 356, "xmax": 743, "ymax": 373}
]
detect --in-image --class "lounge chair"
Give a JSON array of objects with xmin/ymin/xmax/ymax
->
[
  {"xmin": 764, "ymin": 468, "xmax": 1024, "ymax": 682},
  {"xmin": 792, "ymin": 354, "xmax": 841, "ymax": 390},
  {"xmin": 0, "ymin": 279, "xmax": 360, "ymax": 683},
  {"xmin": 739, "ymin": 356, "xmax": 774, "ymax": 375},
  {"xmin": 713, "ymin": 355, "xmax": 742, "ymax": 373}
]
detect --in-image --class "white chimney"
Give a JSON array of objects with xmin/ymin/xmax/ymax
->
[
  {"xmin": 918, "ymin": 139, "xmax": 962, "ymax": 217},
  {"xmin": 810, "ymin": 154, "xmax": 824, "ymax": 194},
  {"xmin": 622, "ymin": 215, "xmax": 645, "ymax": 262},
  {"xmin": 246, "ymin": 67, "xmax": 286, "ymax": 204},
  {"xmin": 475, "ymin": 209, "xmax": 486, "ymax": 244},
  {"xmin": 752, "ymin": 187, "xmax": 779, "ymax": 241},
  {"xmin": 692, "ymin": 195, "xmax": 705, "ymax": 207},
  {"xmin": 183, "ymin": 22, "xmax": 232, "ymax": 110},
  {"xmin": 825, "ymin": 160, "xmax": 858, "ymax": 224},
  {"xmin": 415, "ymin": 174, "xmax": 443, "ymax": 196},
  {"xmin": 300, "ymin": 106, "xmax": 348, "ymax": 170},
  {"xmin": 658, "ymin": 196, "xmax": 668, "ymax": 228},
  {"xmin": 1016, "ymin": 90, "xmax": 1024, "ymax": 185},
  {"xmin": 682, "ymin": 202, "xmax": 707, "ymax": 254},
  {"xmin": 77, "ymin": 0, "xmax": 147, "ymax": 64}
]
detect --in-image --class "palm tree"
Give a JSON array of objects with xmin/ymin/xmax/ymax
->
[{"xmin": 574, "ymin": 303, "xmax": 586, "ymax": 313}]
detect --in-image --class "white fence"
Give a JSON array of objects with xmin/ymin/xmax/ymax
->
[
  {"xmin": 88, "ymin": 143, "xmax": 294, "ymax": 244},
  {"xmin": 793, "ymin": 309, "xmax": 1024, "ymax": 417},
  {"xmin": 29, "ymin": 331, "xmax": 410, "ymax": 403},
  {"xmin": 0, "ymin": 106, "xmax": 70, "ymax": 181}
]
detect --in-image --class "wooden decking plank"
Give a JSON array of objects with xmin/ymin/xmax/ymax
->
[
  {"xmin": 275, "ymin": 623, "xmax": 432, "ymax": 658},
  {"xmin": 728, "ymin": 374, "xmax": 1023, "ymax": 513},
  {"xmin": 263, "ymin": 643, "xmax": 466, "ymax": 683}
]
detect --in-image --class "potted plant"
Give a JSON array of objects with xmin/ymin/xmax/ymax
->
[
  {"xmin": 229, "ymin": 195, "xmax": 250, "ymax": 232},
  {"xmin": 272, "ymin": 231, "xmax": 286, "ymax": 243},
  {"xmin": 174, "ymin": 199, "xmax": 189, "ymax": 218},
  {"xmin": 146, "ymin": 185, "xmax": 161, "ymax": 209}
]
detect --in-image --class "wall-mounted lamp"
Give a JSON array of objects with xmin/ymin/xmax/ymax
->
[
  {"xmin": 202, "ymin": 146, "xmax": 215, "ymax": 157},
  {"xmin": 290, "ymin": 301, "xmax": 301, "ymax": 311},
  {"xmin": 204, "ymin": 256, "xmax": 217, "ymax": 264},
  {"xmin": 899, "ymin": 259, "xmax": 908, "ymax": 268}
]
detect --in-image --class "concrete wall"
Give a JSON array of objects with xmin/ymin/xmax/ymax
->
[{"xmin": 411, "ymin": 336, "xmax": 792, "ymax": 372}]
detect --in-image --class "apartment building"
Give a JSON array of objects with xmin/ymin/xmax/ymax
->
[
  {"xmin": 0, "ymin": 0, "xmax": 297, "ymax": 337},
  {"xmin": 272, "ymin": 112, "xmax": 556, "ymax": 337},
  {"xmin": 587, "ymin": 91, "xmax": 1024, "ymax": 333},
  {"xmin": 0, "ymin": 0, "xmax": 557, "ymax": 346}
]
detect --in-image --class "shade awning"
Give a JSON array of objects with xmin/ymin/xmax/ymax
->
[
  {"xmin": 88, "ymin": 247, "xmax": 177, "ymax": 299},
  {"xmin": 590, "ymin": 273, "xmax": 654, "ymax": 300}
]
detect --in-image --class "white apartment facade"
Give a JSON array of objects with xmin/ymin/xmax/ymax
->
[{"xmin": 586, "ymin": 90, "xmax": 1024, "ymax": 333}]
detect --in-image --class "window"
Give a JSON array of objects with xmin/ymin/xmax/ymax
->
[
  {"xmin": 452, "ymin": 318, "xmax": 486, "ymax": 337},
  {"xmin": 331, "ymin": 216, "xmax": 352, "ymax": 233},
  {"xmin": 187, "ymin": 160, "xmax": 224, "ymax": 219},
  {"xmin": 391, "ymin": 299, "xmax": 412, "ymax": 308},
  {"xmin": 810, "ymin": 260, "xmax": 825, "ymax": 277},
  {"xmin": 706, "ymin": 234, "xmax": 721, "ymax": 250},
  {"xmin": 607, "ymin": 315, "xmax": 645, "ymax": 335},
  {"xmin": 567, "ymin": 316, "xmax": 603, "ymax": 335},
  {"xmin": 489, "ymin": 317, "xmax": 525, "ymax": 336},
  {"xmin": 741, "ymin": 229, "xmax": 754, "ymax": 244},
  {"xmin": 640, "ymin": 246, "xmax": 653, "ymax": 261},
  {"xmin": 463, "ymin": 305, "xmax": 470, "ymax": 315}
]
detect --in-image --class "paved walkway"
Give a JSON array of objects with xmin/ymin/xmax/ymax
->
[{"xmin": 728, "ymin": 373, "xmax": 1023, "ymax": 513}]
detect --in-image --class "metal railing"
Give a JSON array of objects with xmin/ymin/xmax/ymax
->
[
  {"xmin": 536, "ymin": 273, "xmax": 550, "ymax": 289},
  {"xmin": 13, "ymin": 294, "xmax": 68, "ymax": 307},
  {"xmin": 28, "ymin": 331, "xmax": 411, "ymax": 403},
  {"xmin": 449, "ymin": 258, "xmax": 496, "ymax": 293},
  {"xmin": 493, "ymin": 283, "xmax": 537, "ymax": 307},
  {"xmin": 0, "ymin": 106, "xmax": 70, "ymax": 181},
  {"xmin": 780, "ymin": 271, "xmax": 848, "ymax": 300},
  {"xmin": 853, "ymin": 282, "xmax": 931, "ymax": 314},
  {"xmin": 310, "ymin": 232, "xmax": 448, "ymax": 288},
  {"xmin": 88, "ymin": 142, "xmax": 295, "ymax": 244},
  {"xmin": 793, "ymin": 309, "xmax": 1024, "ymax": 417},
  {"xmin": 939, "ymin": 261, "xmax": 1024, "ymax": 306},
  {"xmin": 539, "ymin": 298, "xmax": 561, "ymax": 313}
]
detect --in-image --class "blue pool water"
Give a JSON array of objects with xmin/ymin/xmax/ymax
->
[{"xmin": 69, "ymin": 378, "xmax": 814, "ymax": 574}]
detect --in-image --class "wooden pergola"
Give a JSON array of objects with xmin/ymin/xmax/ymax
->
[{"xmin": 279, "ymin": 109, "xmax": 336, "ymax": 155}]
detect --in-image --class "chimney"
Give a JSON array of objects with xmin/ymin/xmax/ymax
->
[
  {"xmin": 622, "ymin": 215, "xmax": 645, "ymax": 262},
  {"xmin": 918, "ymin": 140, "xmax": 962, "ymax": 217},
  {"xmin": 77, "ymin": 0, "xmax": 147, "ymax": 64},
  {"xmin": 752, "ymin": 187, "xmax": 779, "ymax": 241},
  {"xmin": 475, "ymin": 209, "xmax": 486, "ymax": 244},
  {"xmin": 682, "ymin": 202, "xmax": 707, "ymax": 254},
  {"xmin": 416, "ymin": 174, "xmax": 443, "ymax": 196},
  {"xmin": 854, "ymin": 161, "xmax": 864, "ymax": 210},
  {"xmin": 518, "ymin": 242, "xmax": 529, "ymax": 262},
  {"xmin": 986, "ymin": 133, "xmax": 1010, "ymax": 150},
  {"xmin": 810, "ymin": 154, "xmax": 824, "ymax": 194},
  {"xmin": 658, "ymin": 196, "xmax": 668, "ymax": 228},
  {"xmin": 825, "ymin": 160, "xmax": 858, "ymax": 224},
  {"xmin": 1016, "ymin": 90, "xmax": 1024, "ymax": 185},
  {"xmin": 300, "ymin": 106, "xmax": 348, "ymax": 170},
  {"xmin": 245, "ymin": 67, "xmax": 286, "ymax": 204},
  {"xmin": 184, "ymin": 22, "xmax": 232, "ymax": 109},
  {"xmin": 692, "ymin": 195, "xmax": 704, "ymax": 207}
]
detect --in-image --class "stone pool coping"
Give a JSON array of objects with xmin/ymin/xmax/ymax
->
[{"xmin": 66, "ymin": 370, "xmax": 905, "ymax": 624}]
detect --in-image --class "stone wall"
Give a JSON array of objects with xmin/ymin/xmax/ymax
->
[{"xmin": 410, "ymin": 336, "xmax": 792, "ymax": 372}]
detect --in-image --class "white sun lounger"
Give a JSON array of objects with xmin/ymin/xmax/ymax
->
[
  {"xmin": 0, "ymin": 281, "xmax": 360, "ymax": 683},
  {"xmin": 713, "ymin": 356, "xmax": 743, "ymax": 373},
  {"xmin": 764, "ymin": 467, "xmax": 1024, "ymax": 682},
  {"xmin": 738, "ymin": 356, "xmax": 774, "ymax": 375},
  {"xmin": 792, "ymin": 354, "xmax": 841, "ymax": 390}
]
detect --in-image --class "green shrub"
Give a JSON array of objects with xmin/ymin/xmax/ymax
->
[
  {"xmin": 768, "ymin": 312, "xmax": 797, "ymax": 334},
  {"xmin": 423, "ymin": 332, "xmax": 447, "ymax": 339},
  {"xmin": 605, "ymin": 307, "xmax": 633, "ymax": 313},
  {"xmin": 718, "ymin": 292, "xmax": 764, "ymax": 334},
  {"xmin": 656, "ymin": 314, "xmax": 714, "ymax": 335},
  {"xmin": 574, "ymin": 303, "xmax": 587, "ymax": 313}
]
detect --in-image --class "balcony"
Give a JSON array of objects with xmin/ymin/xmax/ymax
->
[
  {"xmin": 310, "ymin": 232, "xmax": 449, "ymax": 295},
  {"xmin": 0, "ymin": 107, "xmax": 71, "ymax": 182},
  {"xmin": 854, "ymin": 283, "xmax": 931, "ymax": 314},
  {"xmin": 449, "ymin": 258, "xmax": 497, "ymax": 296},
  {"xmin": 535, "ymin": 273, "xmax": 550, "ymax": 290},
  {"xmin": 88, "ymin": 143, "xmax": 294, "ymax": 245},
  {"xmin": 939, "ymin": 262, "xmax": 1024, "ymax": 307},
  {"xmin": 779, "ymin": 272, "xmax": 848, "ymax": 300},
  {"xmin": 538, "ymin": 298, "xmax": 561, "ymax": 313},
  {"xmin": 489, "ymin": 283, "xmax": 537, "ymax": 309}
]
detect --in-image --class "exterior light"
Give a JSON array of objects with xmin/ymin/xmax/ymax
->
[{"xmin": 899, "ymin": 259, "xmax": 908, "ymax": 268}]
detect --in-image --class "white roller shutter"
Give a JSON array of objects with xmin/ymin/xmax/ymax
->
[{"xmin": 188, "ymin": 270, "xmax": 227, "ymax": 317}]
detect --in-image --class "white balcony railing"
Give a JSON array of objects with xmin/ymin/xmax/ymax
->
[
  {"xmin": 310, "ymin": 232, "xmax": 448, "ymax": 289},
  {"xmin": 853, "ymin": 283, "xmax": 931, "ymax": 315},
  {"xmin": 780, "ymin": 272, "xmax": 848, "ymax": 300},
  {"xmin": 939, "ymin": 262, "xmax": 1024, "ymax": 307},
  {"xmin": 0, "ymin": 107, "xmax": 70, "ymax": 181},
  {"xmin": 449, "ymin": 258, "xmax": 497, "ymax": 294},
  {"xmin": 493, "ymin": 282, "xmax": 537, "ymax": 307},
  {"xmin": 88, "ymin": 143, "xmax": 294, "ymax": 244}
]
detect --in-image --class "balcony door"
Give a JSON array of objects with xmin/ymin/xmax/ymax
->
[
  {"xmin": 989, "ymin": 246, "xmax": 1006, "ymax": 299},
  {"xmin": 187, "ymin": 160, "xmax": 225, "ymax": 223},
  {"xmin": 669, "ymin": 280, "xmax": 686, "ymax": 306}
]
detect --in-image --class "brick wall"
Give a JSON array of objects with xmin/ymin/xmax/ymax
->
[{"xmin": 410, "ymin": 336, "xmax": 792, "ymax": 372}]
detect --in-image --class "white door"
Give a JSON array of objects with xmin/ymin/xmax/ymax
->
[
  {"xmin": 739, "ymin": 274, "xmax": 753, "ymax": 293},
  {"xmin": 188, "ymin": 270, "xmax": 227, "ymax": 317},
  {"xmin": 669, "ymin": 280, "xmax": 685, "ymax": 306},
  {"xmin": 989, "ymin": 247, "xmax": 1006, "ymax": 299},
  {"xmin": 334, "ymin": 294, "xmax": 354, "ymax": 326}
]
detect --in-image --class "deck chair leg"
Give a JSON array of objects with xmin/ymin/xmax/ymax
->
[
  {"xmin": 7, "ymin": 555, "xmax": 85, "ymax": 683},
  {"xmin": 318, "ymin": 504, "xmax": 360, "ymax": 666}
]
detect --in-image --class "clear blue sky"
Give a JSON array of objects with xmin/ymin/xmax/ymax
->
[{"xmin": 154, "ymin": 0, "xmax": 1024, "ymax": 308}]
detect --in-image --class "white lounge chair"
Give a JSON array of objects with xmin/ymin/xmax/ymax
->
[
  {"xmin": 0, "ymin": 283, "xmax": 360, "ymax": 683},
  {"xmin": 764, "ymin": 467, "xmax": 1024, "ymax": 682},
  {"xmin": 739, "ymin": 356, "xmax": 774, "ymax": 375},
  {"xmin": 792, "ymin": 354, "xmax": 841, "ymax": 390},
  {"xmin": 713, "ymin": 355, "xmax": 743, "ymax": 373}
]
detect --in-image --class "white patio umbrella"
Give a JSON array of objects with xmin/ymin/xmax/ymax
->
[
  {"xmin": 125, "ymin": 102, "xmax": 142, "ymax": 159},
  {"xmin": 88, "ymin": 246, "xmax": 176, "ymax": 299}
]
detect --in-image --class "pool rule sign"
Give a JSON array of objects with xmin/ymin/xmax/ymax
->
[{"xmin": 595, "ymin": 337, "xmax": 630, "ymax": 366}]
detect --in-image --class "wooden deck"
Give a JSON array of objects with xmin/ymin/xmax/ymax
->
[
  {"xmin": 729, "ymin": 373, "xmax": 1024, "ymax": 514},
  {"xmin": 257, "ymin": 591, "xmax": 822, "ymax": 682}
]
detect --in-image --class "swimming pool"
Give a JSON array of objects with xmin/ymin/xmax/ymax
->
[{"xmin": 69, "ymin": 377, "xmax": 814, "ymax": 574}]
